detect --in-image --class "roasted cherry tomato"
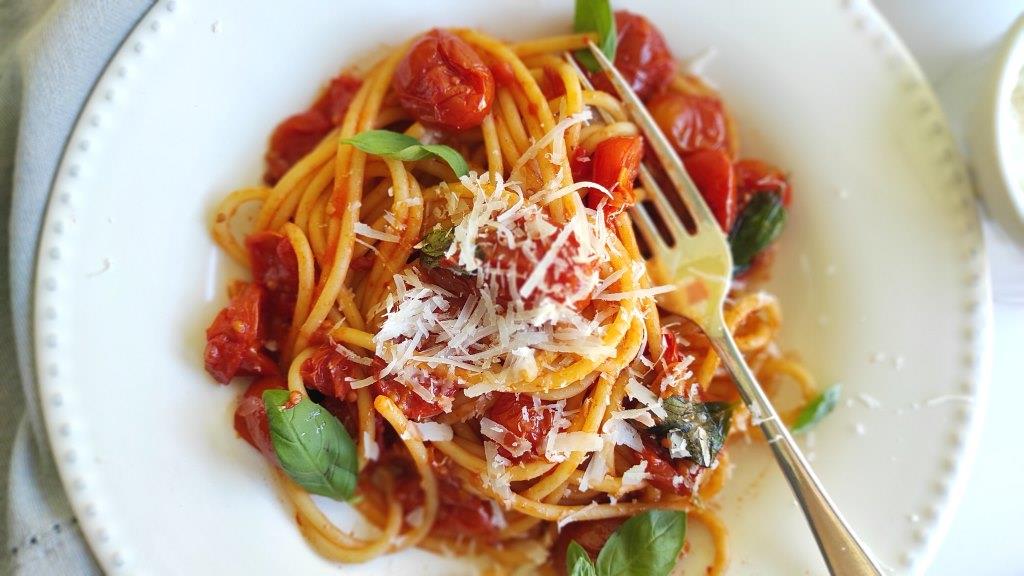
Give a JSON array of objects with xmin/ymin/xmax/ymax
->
[
  {"xmin": 734, "ymin": 158, "xmax": 792, "ymax": 208},
  {"xmin": 592, "ymin": 11, "xmax": 675, "ymax": 100},
  {"xmin": 587, "ymin": 135, "xmax": 644, "ymax": 216},
  {"xmin": 683, "ymin": 148, "xmax": 736, "ymax": 231},
  {"xmin": 648, "ymin": 89, "xmax": 730, "ymax": 156},
  {"xmin": 373, "ymin": 360, "xmax": 456, "ymax": 422},
  {"xmin": 301, "ymin": 344, "xmax": 358, "ymax": 400},
  {"xmin": 246, "ymin": 231, "xmax": 299, "ymax": 344},
  {"xmin": 481, "ymin": 228, "xmax": 597, "ymax": 309},
  {"xmin": 393, "ymin": 29, "xmax": 495, "ymax": 131},
  {"xmin": 551, "ymin": 518, "xmax": 626, "ymax": 574},
  {"xmin": 233, "ymin": 375, "xmax": 286, "ymax": 463},
  {"xmin": 264, "ymin": 74, "xmax": 362, "ymax": 184},
  {"xmin": 204, "ymin": 283, "xmax": 277, "ymax": 384},
  {"xmin": 485, "ymin": 393, "xmax": 555, "ymax": 462},
  {"xmin": 633, "ymin": 438, "xmax": 702, "ymax": 496}
]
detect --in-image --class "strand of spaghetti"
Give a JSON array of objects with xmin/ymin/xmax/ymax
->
[
  {"xmin": 689, "ymin": 507, "xmax": 730, "ymax": 576},
  {"xmin": 374, "ymin": 395, "xmax": 439, "ymax": 549},
  {"xmin": 522, "ymin": 372, "xmax": 615, "ymax": 501},
  {"xmin": 330, "ymin": 326, "xmax": 375, "ymax": 351},
  {"xmin": 291, "ymin": 157, "xmax": 337, "ymax": 233},
  {"xmin": 511, "ymin": 33, "xmax": 595, "ymax": 57},
  {"xmin": 295, "ymin": 47, "xmax": 406, "ymax": 353},
  {"xmin": 255, "ymin": 125, "xmax": 339, "ymax": 231},
  {"xmin": 480, "ymin": 114, "xmax": 503, "ymax": 178},
  {"xmin": 211, "ymin": 187, "xmax": 270, "ymax": 266},
  {"xmin": 282, "ymin": 223, "xmax": 316, "ymax": 360}
]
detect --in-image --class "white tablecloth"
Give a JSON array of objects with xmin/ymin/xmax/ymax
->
[{"xmin": 1, "ymin": 1, "xmax": 1020, "ymax": 574}]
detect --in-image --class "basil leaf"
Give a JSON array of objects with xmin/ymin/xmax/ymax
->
[
  {"xmin": 567, "ymin": 541, "xmax": 598, "ymax": 576},
  {"xmin": 729, "ymin": 191, "xmax": 787, "ymax": 273},
  {"xmin": 263, "ymin": 389, "xmax": 358, "ymax": 501},
  {"xmin": 574, "ymin": 0, "xmax": 617, "ymax": 72},
  {"xmin": 791, "ymin": 384, "xmax": 841, "ymax": 434},
  {"xmin": 419, "ymin": 227, "xmax": 455, "ymax": 269},
  {"xmin": 595, "ymin": 510, "xmax": 686, "ymax": 576},
  {"xmin": 342, "ymin": 130, "xmax": 469, "ymax": 177},
  {"xmin": 650, "ymin": 398, "xmax": 732, "ymax": 467}
]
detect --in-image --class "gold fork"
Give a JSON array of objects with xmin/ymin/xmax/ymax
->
[{"xmin": 585, "ymin": 42, "xmax": 882, "ymax": 576}]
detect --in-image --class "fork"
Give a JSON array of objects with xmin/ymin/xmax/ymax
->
[{"xmin": 584, "ymin": 42, "xmax": 883, "ymax": 576}]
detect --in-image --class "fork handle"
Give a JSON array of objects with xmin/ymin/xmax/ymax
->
[{"xmin": 705, "ymin": 321, "xmax": 883, "ymax": 576}]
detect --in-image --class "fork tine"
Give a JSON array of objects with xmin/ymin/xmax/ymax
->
[
  {"xmin": 628, "ymin": 202, "xmax": 670, "ymax": 258},
  {"xmin": 585, "ymin": 41, "xmax": 724, "ymax": 238}
]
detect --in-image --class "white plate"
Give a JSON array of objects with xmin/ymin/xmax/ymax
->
[{"xmin": 33, "ymin": 0, "xmax": 990, "ymax": 574}]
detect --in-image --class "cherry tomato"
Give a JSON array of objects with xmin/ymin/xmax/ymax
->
[
  {"xmin": 392, "ymin": 29, "xmax": 495, "ymax": 131},
  {"xmin": 373, "ymin": 360, "xmax": 456, "ymax": 422},
  {"xmin": 551, "ymin": 518, "xmax": 626, "ymax": 574},
  {"xmin": 569, "ymin": 146, "xmax": 593, "ymax": 184},
  {"xmin": 734, "ymin": 158, "xmax": 792, "ymax": 208},
  {"xmin": 300, "ymin": 344, "xmax": 358, "ymax": 400},
  {"xmin": 587, "ymin": 135, "xmax": 644, "ymax": 216},
  {"xmin": 481, "ymin": 228, "xmax": 597, "ymax": 309},
  {"xmin": 204, "ymin": 283, "xmax": 277, "ymax": 384},
  {"xmin": 648, "ymin": 89, "xmax": 730, "ymax": 156},
  {"xmin": 485, "ymin": 393, "xmax": 555, "ymax": 462},
  {"xmin": 246, "ymin": 231, "xmax": 299, "ymax": 344},
  {"xmin": 264, "ymin": 74, "xmax": 362, "ymax": 184},
  {"xmin": 233, "ymin": 375, "xmax": 286, "ymax": 463},
  {"xmin": 683, "ymin": 148, "xmax": 736, "ymax": 231},
  {"xmin": 592, "ymin": 11, "xmax": 675, "ymax": 100},
  {"xmin": 633, "ymin": 438, "xmax": 701, "ymax": 496},
  {"xmin": 433, "ymin": 472, "xmax": 497, "ymax": 539}
]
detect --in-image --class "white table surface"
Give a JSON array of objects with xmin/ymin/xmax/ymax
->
[{"xmin": 874, "ymin": 1, "xmax": 1024, "ymax": 574}]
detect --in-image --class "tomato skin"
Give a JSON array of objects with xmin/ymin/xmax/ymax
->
[
  {"xmin": 300, "ymin": 345, "xmax": 357, "ymax": 400},
  {"xmin": 485, "ymin": 393, "xmax": 555, "ymax": 462},
  {"xmin": 233, "ymin": 375, "xmax": 286, "ymax": 463},
  {"xmin": 246, "ymin": 231, "xmax": 299, "ymax": 344},
  {"xmin": 551, "ymin": 518, "xmax": 625, "ymax": 574},
  {"xmin": 372, "ymin": 359, "xmax": 456, "ymax": 422},
  {"xmin": 264, "ymin": 74, "xmax": 362, "ymax": 184},
  {"xmin": 393, "ymin": 29, "xmax": 495, "ymax": 131},
  {"xmin": 204, "ymin": 283, "xmax": 277, "ymax": 384},
  {"xmin": 592, "ymin": 11, "xmax": 675, "ymax": 100},
  {"xmin": 634, "ymin": 438, "xmax": 701, "ymax": 496},
  {"xmin": 683, "ymin": 148, "xmax": 736, "ymax": 231},
  {"xmin": 481, "ymin": 228, "xmax": 596, "ymax": 309},
  {"xmin": 587, "ymin": 135, "xmax": 644, "ymax": 216},
  {"xmin": 648, "ymin": 89, "xmax": 730, "ymax": 156},
  {"xmin": 734, "ymin": 158, "xmax": 792, "ymax": 208}
]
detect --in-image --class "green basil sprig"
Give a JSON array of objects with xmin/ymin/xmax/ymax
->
[
  {"xmin": 728, "ymin": 191, "xmax": 787, "ymax": 273},
  {"xmin": 342, "ymin": 130, "xmax": 469, "ymax": 177},
  {"xmin": 791, "ymin": 384, "xmax": 841, "ymax": 434},
  {"xmin": 574, "ymin": 0, "xmax": 617, "ymax": 72},
  {"xmin": 567, "ymin": 510, "xmax": 687, "ymax": 576},
  {"xmin": 650, "ymin": 397, "xmax": 732, "ymax": 468},
  {"xmin": 263, "ymin": 389, "xmax": 358, "ymax": 501}
]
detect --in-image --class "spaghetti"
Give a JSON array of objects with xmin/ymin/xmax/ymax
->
[{"xmin": 203, "ymin": 7, "xmax": 819, "ymax": 575}]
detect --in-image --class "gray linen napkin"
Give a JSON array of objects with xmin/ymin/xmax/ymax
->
[{"xmin": 1, "ymin": 1, "xmax": 151, "ymax": 573}]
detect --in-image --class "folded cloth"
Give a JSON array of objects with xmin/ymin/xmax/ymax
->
[{"xmin": 1, "ymin": 0, "xmax": 152, "ymax": 573}]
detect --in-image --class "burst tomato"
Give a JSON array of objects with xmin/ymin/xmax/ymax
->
[
  {"xmin": 485, "ymin": 393, "xmax": 555, "ymax": 462},
  {"xmin": 264, "ymin": 74, "xmax": 362, "ymax": 184},
  {"xmin": 372, "ymin": 361, "xmax": 457, "ymax": 422},
  {"xmin": 587, "ymin": 135, "xmax": 644, "ymax": 217},
  {"xmin": 592, "ymin": 11, "xmax": 675, "ymax": 100},
  {"xmin": 204, "ymin": 283, "xmax": 277, "ymax": 384},
  {"xmin": 683, "ymin": 148, "xmax": 736, "ymax": 231},
  {"xmin": 393, "ymin": 29, "xmax": 494, "ymax": 131},
  {"xmin": 648, "ymin": 89, "xmax": 730, "ymax": 156},
  {"xmin": 233, "ymin": 375, "xmax": 286, "ymax": 463},
  {"xmin": 246, "ymin": 231, "xmax": 299, "ymax": 344},
  {"xmin": 300, "ymin": 344, "xmax": 358, "ymax": 400},
  {"xmin": 734, "ymin": 158, "xmax": 792, "ymax": 208}
]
